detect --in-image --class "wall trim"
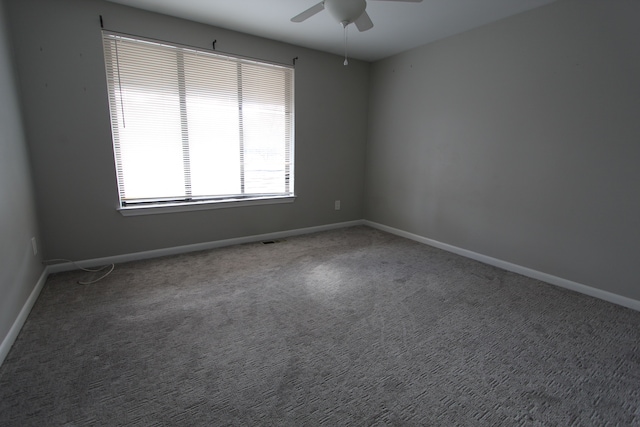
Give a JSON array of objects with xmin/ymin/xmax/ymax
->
[
  {"xmin": 2, "ymin": 220, "xmax": 364, "ymax": 367},
  {"xmin": 47, "ymin": 220, "xmax": 365, "ymax": 273},
  {"xmin": 364, "ymin": 220, "xmax": 640, "ymax": 312},
  {"xmin": 0, "ymin": 267, "xmax": 49, "ymax": 366},
  {"xmin": 8, "ymin": 218, "xmax": 636, "ymax": 369}
]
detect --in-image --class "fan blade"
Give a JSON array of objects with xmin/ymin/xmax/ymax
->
[
  {"xmin": 291, "ymin": 2, "xmax": 325, "ymax": 22},
  {"xmin": 354, "ymin": 11, "xmax": 374, "ymax": 32}
]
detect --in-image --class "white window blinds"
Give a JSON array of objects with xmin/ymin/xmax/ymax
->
[{"xmin": 102, "ymin": 32, "xmax": 295, "ymax": 208}]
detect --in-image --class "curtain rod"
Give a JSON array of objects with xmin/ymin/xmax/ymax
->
[{"xmin": 99, "ymin": 16, "xmax": 297, "ymax": 68}]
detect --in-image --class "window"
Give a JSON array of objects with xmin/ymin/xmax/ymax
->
[{"xmin": 102, "ymin": 32, "xmax": 295, "ymax": 213}]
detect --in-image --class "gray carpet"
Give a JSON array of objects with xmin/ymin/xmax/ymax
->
[{"xmin": 1, "ymin": 226, "xmax": 639, "ymax": 426}]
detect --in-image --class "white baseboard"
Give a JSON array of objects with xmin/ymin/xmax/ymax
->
[
  {"xmin": 47, "ymin": 220, "xmax": 366, "ymax": 273},
  {"xmin": 7, "ymin": 218, "xmax": 634, "ymax": 369},
  {"xmin": 0, "ymin": 267, "xmax": 49, "ymax": 366},
  {"xmin": 364, "ymin": 220, "xmax": 640, "ymax": 312},
  {"xmin": 2, "ymin": 221, "xmax": 365, "ymax": 367}
]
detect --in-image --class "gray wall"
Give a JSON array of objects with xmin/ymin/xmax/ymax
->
[
  {"xmin": 365, "ymin": 0, "xmax": 640, "ymax": 300},
  {"xmin": 0, "ymin": 0, "xmax": 43, "ymax": 350},
  {"xmin": 6, "ymin": 0, "xmax": 369, "ymax": 261}
]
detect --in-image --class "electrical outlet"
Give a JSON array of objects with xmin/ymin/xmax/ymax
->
[
  {"xmin": 31, "ymin": 237, "xmax": 38, "ymax": 256},
  {"xmin": 334, "ymin": 200, "xmax": 341, "ymax": 210}
]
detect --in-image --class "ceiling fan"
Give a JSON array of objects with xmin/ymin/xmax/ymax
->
[
  {"xmin": 291, "ymin": 0, "xmax": 423, "ymax": 32},
  {"xmin": 291, "ymin": 0, "xmax": 422, "ymax": 65}
]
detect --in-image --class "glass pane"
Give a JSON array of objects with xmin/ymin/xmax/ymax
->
[
  {"xmin": 184, "ymin": 56, "xmax": 241, "ymax": 197},
  {"xmin": 241, "ymin": 64, "xmax": 288, "ymax": 194},
  {"xmin": 112, "ymin": 42, "xmax": 185, "ymax": 200},
  {"xmin": 243, "ymin": 107, "xmax": 287, "ymax": 194}
]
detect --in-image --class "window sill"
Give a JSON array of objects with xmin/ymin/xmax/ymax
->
[{"xmin": 118, "ymin": 195, "xmax": 296, "ymax": 217}]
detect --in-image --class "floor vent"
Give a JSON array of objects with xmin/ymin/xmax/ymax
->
[{"xmin": 262, "ymin": 239, "xmax": 284, "ymax": 245}]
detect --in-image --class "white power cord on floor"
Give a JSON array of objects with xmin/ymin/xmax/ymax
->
[{"xmin": 43, "ymin": 259, "xmax": 115, "ymax": 285}]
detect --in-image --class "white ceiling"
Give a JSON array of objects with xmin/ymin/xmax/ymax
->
[{"xmin": 105, "ymin": 0, "xmax": 557, "ymax": 62}]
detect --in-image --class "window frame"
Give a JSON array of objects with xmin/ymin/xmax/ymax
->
[{"xmin": 102, "ymin": 32, "xmax": 296, "ymax": 216}]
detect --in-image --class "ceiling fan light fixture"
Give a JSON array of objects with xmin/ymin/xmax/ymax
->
[
  {"xmin": 324, "ymin": 0, "xmax": 366, "ymax": 25},
  {"xmin": 290, "ymin": 0, "xmax": 423, "ymax": 65}
]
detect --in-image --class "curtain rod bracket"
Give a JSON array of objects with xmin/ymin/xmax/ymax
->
[
  {"xmin": 293, "ymin": 57, "xmax": 298, "ymax": 66},
  {"xmin": 212, "ymin": 40, "xmax": 217, "ymax": 50},
  {"xmin": 100, "ymin": 15, "xmax": 104, "ymax": 29}
]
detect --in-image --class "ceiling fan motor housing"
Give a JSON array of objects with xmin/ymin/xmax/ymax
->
[{"xmin": 324, "ymin": 0, "xmax": 367, "ymax": 25}]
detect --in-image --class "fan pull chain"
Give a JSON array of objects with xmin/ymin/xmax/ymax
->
[{"xmin": 343, "ymin": 24, "xmax": 349, "ymax": 66}]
